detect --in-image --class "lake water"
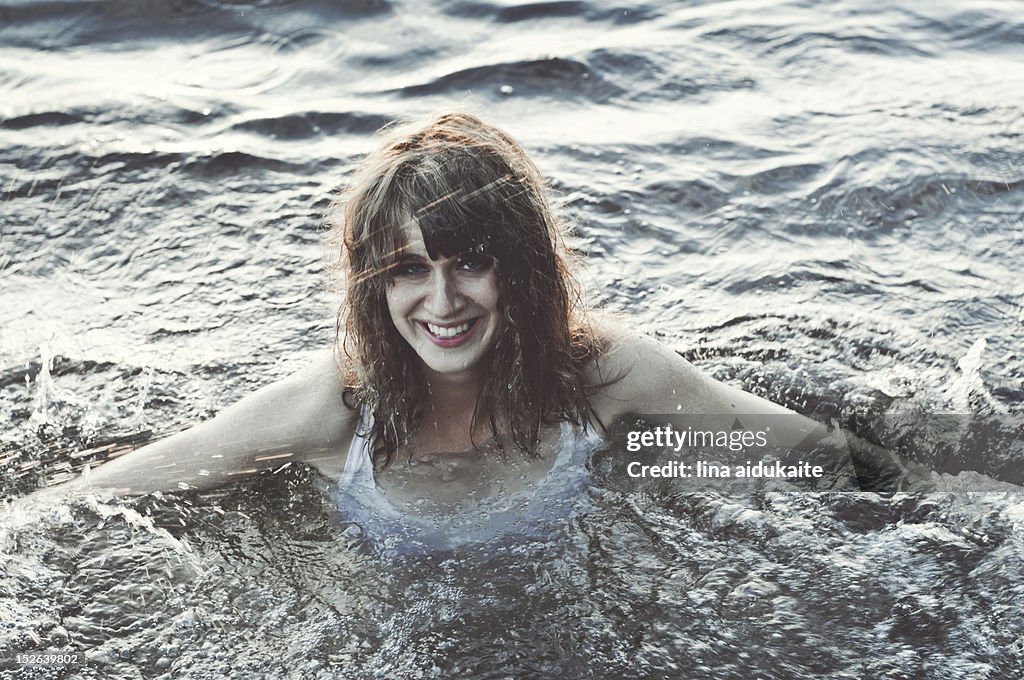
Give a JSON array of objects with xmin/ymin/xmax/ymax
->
[{"xmin": 2, "ymin": 0, "xmax": 1023, "ymax": 678}]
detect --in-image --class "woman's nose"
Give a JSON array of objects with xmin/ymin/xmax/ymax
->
[{"xmin": 424, "ymin": 271, "xmax": 463, "ymax": 317}]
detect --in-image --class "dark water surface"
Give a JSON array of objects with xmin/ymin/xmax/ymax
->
[{"xmin": 2, "ymin": 0, "xmax": 1023, "ymax": 678}]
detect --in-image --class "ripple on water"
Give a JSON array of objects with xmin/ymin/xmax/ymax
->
[{"xmin": 175, "ymin": 27, "xmax": 350, "ymax": 96}]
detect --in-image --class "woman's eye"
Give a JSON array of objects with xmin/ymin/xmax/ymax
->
[
  {"xmin": 392, "ymin": 261, "xmax": 429, "ymax": 278},
  {"xmin": 455, "ymin": 253, "xmax": 494, "ymax": 272}
]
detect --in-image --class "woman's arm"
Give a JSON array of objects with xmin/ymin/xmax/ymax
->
[
  {"xmin": 587, "ymin": 327, "xmax": 834, "ymax": 450},
  {"xmin": 74, "ymin": 351, "xmax": 356, "ymax": 495},
  {"xmin": 588, "ymin": 333, "xmax": 925, "ymax": 490}
]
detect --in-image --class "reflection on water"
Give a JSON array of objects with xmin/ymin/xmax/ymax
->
[{"xmin": 2, "ymin": 0, "xmax": 1022, "ymax": 677}]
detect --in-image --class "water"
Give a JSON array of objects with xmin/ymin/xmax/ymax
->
[{"xmin": 2, "ymin": 0, "xmax": 1023, "ymax": 677}]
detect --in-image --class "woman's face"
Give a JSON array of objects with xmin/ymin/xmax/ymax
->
[{"xmin": 386, "ymin": 221, "xmax": 502, "ymax": 383}]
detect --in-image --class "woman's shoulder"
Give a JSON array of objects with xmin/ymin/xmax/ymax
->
[
  {"xmin": 583, "ymin": 319, "xmax": 803, "ymax": 429},
  {"xmin": 273, "ymin": 350, "xmax": 360, "ymax": 455},
  {"xmin": 586, "ymin": 318, "xmax": 699, "ymax": 381},
  {"xmin": 584, "ymin": 320, "xmax": 710, "ymax": 426}
]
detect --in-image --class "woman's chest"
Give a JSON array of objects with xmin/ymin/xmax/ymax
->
[{"xmin": 374, "ymin": 426, "xmax": 563, "ymax": 513}]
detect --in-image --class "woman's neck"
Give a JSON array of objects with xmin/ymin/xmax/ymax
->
[{"xmin": 418, "ymin": 369, "xmax": 492, "ymax": 453}]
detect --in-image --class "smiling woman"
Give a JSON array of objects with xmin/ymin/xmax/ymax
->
[
  {"xmin": 72, "ymin": 112, "xmax": 825, "ymax": 519},
  {"xmin": 334, "ymin": 112, "xmax": 608, "ymax": 469}
]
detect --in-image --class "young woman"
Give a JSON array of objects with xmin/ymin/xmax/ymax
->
[{"xmin": 78, "ymin": 112, "xmax": 824, "ymax": 510}]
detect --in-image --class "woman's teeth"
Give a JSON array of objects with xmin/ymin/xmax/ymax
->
[{"xmin": 426, "ymin": 321, "xmax": 472, "ymax": 338}]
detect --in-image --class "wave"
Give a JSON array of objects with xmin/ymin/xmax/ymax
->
[
  {"xmin": 1, "ymin": 110, "xmax": 84, "ymax": 129},
  {"xmin": 230, "ymin": 110, "xmax": 389, "ymax": 139},
  {"xmin": 396, "ymin": 56, "xmax": 623, "ymax": 101},
  {"xmin": 443, "ymin": 0, "xmax": 659, "ymax": 25}
]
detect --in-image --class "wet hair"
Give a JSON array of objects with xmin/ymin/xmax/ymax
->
[{"xmin": 328, "ymin": 111, "xmax": 605, "ymax": 468}]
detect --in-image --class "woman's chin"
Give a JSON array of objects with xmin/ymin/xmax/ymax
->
[{"xmin": 421, "ymin": 360, "xmax": 482, "ymax": 381}]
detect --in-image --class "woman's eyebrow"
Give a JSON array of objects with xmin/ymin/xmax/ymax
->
[{"xmin": 394, "ymin": 253, "xmax": 428, "ymax": 262}]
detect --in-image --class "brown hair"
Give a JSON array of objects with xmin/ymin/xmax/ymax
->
[{"xmin": 328, "ymin": 112, "xmax": 604, "ymax": 468}]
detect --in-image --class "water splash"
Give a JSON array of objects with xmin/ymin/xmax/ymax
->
[
  {"xmin": 946, "ymin": 337, "xmax": 1007, "ymax": 414},
  {"xmin": 27, "ymin": 341, "xmax": 55, "ymax": 429}
]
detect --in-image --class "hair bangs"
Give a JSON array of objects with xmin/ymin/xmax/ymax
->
[{"xmin": 403, "ymin": 156, "xmax": 517, "ymax": 262}]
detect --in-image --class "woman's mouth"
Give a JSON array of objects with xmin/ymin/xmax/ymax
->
[{"xmin": 418, "ymin": 318, "xmax": 482, "ymax": 347}]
